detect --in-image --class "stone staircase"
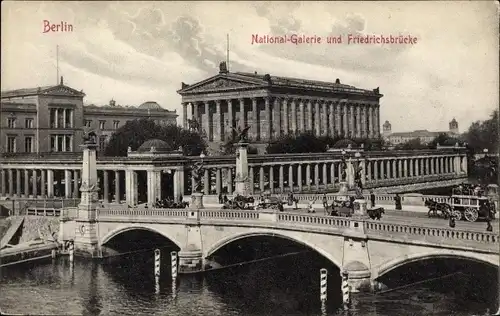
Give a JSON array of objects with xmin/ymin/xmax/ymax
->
[{"xmin": 0, "ymin": 216, "xmax": 24, "ymax": 249}]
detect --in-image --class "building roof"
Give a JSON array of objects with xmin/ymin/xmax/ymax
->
[
  {"xmin": 1, "ymin": 82, "xmax": 85, "ymax": 98},
  {"xmin": 177, "ymin": 67, "xmax": 382, "ymax": 97},
  {"xmin": 137, "ymin": 139, "xmax": 171, "ymax": 152},
  {"xmin": 389, "ymin": 130, "xmax": 444, "ymax": 138},
  {"xmin": 138, "ymin": 101, "xmax": 162, "ymax": 110}
]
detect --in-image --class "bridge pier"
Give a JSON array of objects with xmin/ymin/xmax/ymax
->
[{"xmin": 178, "ymin": 247, "xmax": 204, "ymax": 273}]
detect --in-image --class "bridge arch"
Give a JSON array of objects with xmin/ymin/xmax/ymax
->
[
  {"xmin": 375, "ymin": 251, "xmax": 499, "ymax": 279},
  {"xmin": 100, "ymin": 224, "xmax": 182, "ymax": 248},
  {"xmin": 205, "ymin": 231, "xmax": 343, "ymax": 269}
]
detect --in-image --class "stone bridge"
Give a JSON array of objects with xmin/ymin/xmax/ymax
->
[{"xmin": 63, "ymin": 207, "xmax": 499, "ymax": 292}]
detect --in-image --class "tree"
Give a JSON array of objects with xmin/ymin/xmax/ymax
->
[
  {"xmin": 220, "ymin": 138, "xmax": 258, "ymax": 155},
  {"xmin": 104, "ymin": 119, "xmax": 206, "ymax": 156},
  {"xmin": 427, "ymin": 133, "xmax": 464, "ymax": 149},
  {"xmin": 463, "ymin": 110, "xmax": 498, "ymax": 153},
  {"xmin": 267, "ymin": 132, "xmax": 331, "ymax": 154},
  {"xmin": 394, "ymin": 138, "xmax": 428, "ymax": 150}
]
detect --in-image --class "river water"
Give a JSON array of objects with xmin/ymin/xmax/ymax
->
[{"xmin": 1, "ymin": 251, "xmax": 497, "ymax": 316}]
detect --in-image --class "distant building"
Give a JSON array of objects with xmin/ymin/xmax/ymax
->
[
  {"xmin": 383, "ymin": 118, "xmax": 459, "ymax": 145},
  {"xmin": 1, "ymin": 77, "xmax": 178, "ymax": 153}
]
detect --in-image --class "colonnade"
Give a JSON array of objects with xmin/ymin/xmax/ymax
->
[
  {"xmin": 0, "ymin": 154, "xmax": 467, "ymax": 205},
  {"xmin": 182, "ymin": 97, "xmax": 380, "ymax": 142}
]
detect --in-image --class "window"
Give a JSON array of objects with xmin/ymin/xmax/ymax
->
[
  {"xmin": 113, "ymin": 120, "xmax": 120, "ymax": 129},
  {"xmin": 65, "ymin": 135, "xmax": 72, "ymax": 152},
  {"xmin": 99, "ymin": 120, "xmax": 106, "ymax": 129},
  {"xmin": 25, "ymin": 136, "xmax": 33, "ymax": 152},
  {"xmin": 7, "ymin": 118, "xmax": 16, "ymax": 128},
  {"xmin": 99, "ymin": 135, "xmax": 108, "ymax": 151},
  {"xmin": 84, "ymin": 120, "xmax": 91, "ymax": 127},
  {"xmin": 7, "ymin": 136, "xmax": 16, "ymax": 152},
  {"xmin": 25, "ymin": 118, "xmax": 34, "ymax": 129}
]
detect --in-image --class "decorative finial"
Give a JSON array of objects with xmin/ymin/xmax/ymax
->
[
  {"xmin": 60, "ymin": 76, "xmax": 64, "ymax": 85},
  {"xmin": 127, "ymin": 146, "xmax": 132, "ymax": 153},
  {"xmin": 219, "ymin": 61, "xmax": 228, "ymax": 74},
  {"xmin": 335, "ymin": 78, "xmax": 340, "ymax": 84}
]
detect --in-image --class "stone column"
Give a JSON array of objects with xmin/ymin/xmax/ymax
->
[
  {"xmin": 321, "ymin": 100, "xmax": 329, "ymax": 136},
  {"xmin": 392, "ymin": 160, "xmax": 397, "ymax": 179},
  {"xmin": 238, "ymin": 98, "xmax": 245, "ymax": 130},
  {"xmin": 291, "ymin": 99, "xmax": 297, "ymax": 134},
  {"xmin": 314, "ymin": 164, "xmax": 320, "ymax": 188},
  {"xmin": 322, "ymin": 163, "xmax": 328, "ymax": 186},
  {"xmin": 349, "ymin": 104, "xmax": 355, "ymax": 139},
  {"xmin": 125, "ymin": 170, "xmax": 138, "ymax": 206},
  {"xmin": 297, "ymin": 164, "xmax": 303, "ymax": 191},
  {"xmin": 356, "ymin": 104, "xmax": 361, "ymax": 138},
  {"xmin": 329, "ymin": 102, "xmax": 335, "ymax": 137},
  {"xmin": 273, "ymin": 98, "xmax": 281, "ymax": 138},
  {"xmin": 252, "ymin": 98, "xmax": 258, "ymax": 140},
  {"xmin": 47, "ymin": 170, "xmax": 54, "ymax": 197},
  {"xmin": 64, "ymin": 169, "xmax": 72, "ymax": 198},
  {"xmin": 259, "ymin": 166, "xmax": 265, "ymax": 193},
  {"xmin": 265, "ymin": 97, "xmax": 271, "ymax": 141},
  {"xmin": 299, "ymin": 100, "xmax": 305, "ymax": 132},
  {"xmin": 342, "ymin": 102, "xmax": 349, "ymax": 137},
  {"xmin": 368, "ymin": 105, "xmax": 373, "ymax": 138},
  {"xmin": 278, "ymin": 165, "xmax": 284, "ymax": 193},
  {"xmin": 204, "ymin": 101, "xmax": 211, "ymax": 140},
  {"xmin": 173, "ymin": 169, "xmax": 183, "ymax": 202},
  {"xmin": 398, "ymin": 160, "xmax": 403, "ymax": 178},
  {"xmin": 314, "ymin": 100, "xmax": 320, "ymax": 136},
  {"xmin": 426, "ymin": 157, "xmax": 430, "ymax": 175},
  {"xmin": 103, "ymin": 170, "xmax": 109, "ymax": 203},
  {"xmin": 215, "ymin": 100, "xmax": 222, "ymax": 142},
  {"xmin": 33, "ymin": 170, "xmax": 39, "ymax": 197},
  {"xmin": 404, "ymin": 159, "xmax": 408, "ymax": 178},
  {"xmin": 1, "ymin": 169, "xmax": 6, "ymax": 197},
  {"xmin": 330, "ymin": 163, "xmax": 336, "ymax": 186},
  {"xmin": 182, "ymin": 103, "xmax": 188, "ymax": 129},
  {"xmin": 24, "ymin": 169, "xmax": 30, "ymax": 197},
  {"xmin": 227, "ymin": 99, "xmax": 233, "ymax": 140},
  {"xmin": 366, "ymin": 161, "xmax": 372, "ymax": 181},
  {"xmin": 227, "ymin": 168, "xmax": 233, "ymax": 195},
  {"xmin": 216, "ymin": 168, "xmax": 222, "ymax": 195},
  {"xmin": 282, "ymin": 99, "xmax": 289, "ymax": 134},
  {"xmin": 288, "ymin": 165, "xmax": 293, "ymax": 191},
  {"xmin": 306, "ymin": 164, "xmax": 311, "ymax": 190},
  {"xmin": 203, "ymin": 169, "xmax": 210, "ymax": 195},
  {"xmin": 420, "ymin": 158, "xmax": 425, "ymax": 176},
  {"xmin": 147, "ymin": 170, "xmax": 158, "ymax": 206},
  {"xmin": 375, "ymin": 104, "xmax": 381, "ymax": 137},
  {"xmin": 16, "ymin": 169, "xmax": 21, "ymax": 197},
  {"xmin": 307, "ymin": 100, "xmax": 313, "ymax": 131},
  {"xmin": 385, "ymin": 160, "xmax": 391, "ymax": 179},
  {"xmin": 115, "ymin": 170, "xmax": 121, "ymax": 203},
  {"xmin": 40, "ymin": 170, "xmax": 45, "ymax": 197},
  {"xmin": 249, "ymin": 167, "xmax": 255, "ymax": 194},
  {"xmin": 269, "ymin": 166, "xmax": 274, "ymax": 193},
  {"xmin": 333, "ymin": 102, "xmax": 340, "ymax": 137},
  {"xmin": 73, "ymin": 170, "xmax": 79, "ymax": 198},
  {"xmin": 7, "ymin": 169, "xmax": 13, "ymax": 197},
  {"xmin": 193, "ymin": 102, "xmax": 199, "ymax": 123},
  {"xmin": 380, "ymin": 160, "xmax": 385, "ymax": 180},
  {"xmin": 373, "ymin": 160, "xmax": 379, "ymax": 180}
]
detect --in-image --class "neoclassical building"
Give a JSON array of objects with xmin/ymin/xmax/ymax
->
[
  {"xmin": 178, "ymin": 62, "xmax": 382, "ymax": 145},
  {"xmin": 1, "ymin": 77, "xmax": 178, "ymax": 153}
]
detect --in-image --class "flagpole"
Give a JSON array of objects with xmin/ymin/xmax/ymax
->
[
  {"xmin": 226, "ymin": 34, "xmax": 229, "ymax": 71},
  {"xmin": 56, "ymin": 45, "xmax": 59, "ymax": 84}
]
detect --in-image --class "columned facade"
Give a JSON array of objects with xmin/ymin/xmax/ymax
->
[{"xmin": 178, "ymin": 68, "xmax": 383, "ymax": 147}]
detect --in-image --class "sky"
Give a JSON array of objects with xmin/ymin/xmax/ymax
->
[{"xmin": 1, "ymin": 1, "xmax": 498, "ymax": 133}]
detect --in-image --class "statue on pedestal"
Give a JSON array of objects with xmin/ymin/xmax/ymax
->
[
  {"xmin": 191, "ymin": 160, "xmax": 205, "ymax": 193},
  {"xmin": 83, "ymin": 131, "xmax": 97, "ymax": 144},
  {"xmin": 231, "ymin": 125, "xmax": 251, "ymax": 143},
  {"xmin": 187, "ymin": 119, "xmax": 200, "ymax": 133}
]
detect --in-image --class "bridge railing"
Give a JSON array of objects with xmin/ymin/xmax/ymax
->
[
  {"xmin": 365, "ymin": 221, "xmax": 498, "ymax": 251},
  {"xmin": 99, "ymin": 208, "xmax": 190, "ymax": 218}
]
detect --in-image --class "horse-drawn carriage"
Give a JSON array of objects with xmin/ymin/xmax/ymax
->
[
  {"xmin": 154, "ymin": 198, "xmax": 189, "ymax": 209},
  {"xmin": 426, "ymin": 192, "xmax": 496, "ymax": 222},
  {"xmin": 222, "ymin": 194, "xmax": 255, "ymax": 210},
  {"xmin": 256, "ymin": 196, "xmax": 285, "ymax": 210}
]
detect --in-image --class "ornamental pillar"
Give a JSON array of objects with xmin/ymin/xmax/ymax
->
[
  {"xmin": 335, "ymin": 101, "xmax": 341, "ymax": 136},
  {"xmin": 373, "ymin": 160, "xmax": 379, "ymax": 181},
  {"xmin": 329, "ymin": 102, "xmax": 335, "ymax": 136},
  {"xmin": 279, "ymin": 165, "xmax": 284, "ymax": 193},
  {"xmin": 314, "ymin": 164, "xmax": 320, "ymax": 187},
  {"xmin": 299, "ymin": 100, "xmax": 305, "ymax": 132},
  {"xmin": 288, "ymin": 165, "xmax": 294, "ymax": 191},
  {"xmin": 342, "ymin": 102, "xmax": 349, "ymax": 137},
  {"xmin": 215, "ymin": 100, "xmax": 222, "ymax": 142},
  {"xmin": 282, "ymin": 99, "xmax": 289, "ymax": 134},
  {"xmin": 227, "ymin": 99, "xmax": 234, "ymax": 141},
  {"xmin": 314, "ymin": 100, "xmax": 320, "ymax": 136},
  {"xmin": 322, "ymin": 163, "xmax": 328, "ymax": 186},
  {"xmin": 65, "ymin": 169, "xmax": 72, "ymax": 198},
  {"xmin": 204, "ymin": 101, "xmax": 211, "ymax": 140},
  {"xmin": 259, "ymin": 166, "xmax": 265, "ymax": 192},
  {"xmin": 193, "ymin": 102, "xmax": 199, "ymax": 124},
  {"xmin": 216, "ymin": 168, "xmax": 222, "ymax": 195},
  {"xmin": 306, "ymin": 164, "xmax": 311, "ymax": 190},
  {"xmin": 291, "ymin": 99, "xmax": 297, "ymax": 134},
  {"xmin": 227, "ymin": 168, "xmax": 233, "ymax": 195},
  {"xmin": 31, "ymin": 170, "xmax": 37, "ymax": 198},
  {"xmin": 203, "ymin": 169, "xmax": 210, "ymax": 195},
  {"xmin": 366, "ymin": 161, "xmax": 372, "ymax": 181},
  {"xmin": 103, "ymin": 170, "xmax": 109, "ymax": 203},
  {"xmin": 307, "ymin": 100, "xmax": 313, "ymax": 131},
  {"xmin": 24, "ymin": 169, "xmax": 30, "ymax": 197},
  {"xmin": 398, "ymin": 160, "xmax": 403, "ymax": 178},
  {"xmin": 238, "ymin": 98, "xmax": 245, "ymax": 130},
  {"xmin": 125, "ymin": 170, "xmax": 138, "ymax": 206},
  {"xmin": 273, "ymin": 98, "xmax": 281, "ymax": 139},
  {"xmin": 40, "ymin": 170, "xmax": 45, "ymax": 197},
  {"xmin": 265, "ymin": 97, "xmax": 271, "ymax": 141},
  {"xmin": 269, "ymin": 166, "xmax": 274, "ymax": 193},
  {"xmin": 182, "ymin": 103, "xmax": 188, "ymax": 129},
  {"xmin": 252, "ymin": 98, "xmax": 258, "ymax": 140},
  {"xmin": 330, "ymin": 163, "xmax": 336, "ymax": 186},
  {"xmin": 114, "ymin": 170, "xmax": 121, "ymax": 203},
  {"xmin": 297, "ymin": 164, "xmax": 303, "ymax": 191},
  {"xmin": 16, "ymin": 169, "xmax": 21, "ymax": 197},
  {"xmin": 368, "ymin": 105, "xmax": 373, "ymax": 138},
  {"xmin": 349, "ymin": 104, "xmax": 355, "ymax": 139},
  {"xmin": 356, "ymin": 104, "xmax": 362, "ymax": 138}
]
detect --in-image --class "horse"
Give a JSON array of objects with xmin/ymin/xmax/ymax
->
[
  {"xmin": 368, "ymin": 207, "xmax": 385, "ymax": 220},
  {"xmin": 425, "ymin": 199, "xmax": 451, "ymax": 218}
]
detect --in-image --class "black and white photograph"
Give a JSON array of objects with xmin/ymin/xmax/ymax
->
[{"xmin": 0, "ymin": 1, "xmax": 499, "ymax": 315}]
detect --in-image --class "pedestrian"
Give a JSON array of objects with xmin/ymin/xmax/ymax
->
[
  {"xmin": 322, "ymin": 194, "xmax": 328, "ymax": 209},
  {"xmin": 449, "ymin": 216, "xmax": 456, "ymax": 228},
  {"xmin": 218, "ymin": 193, "xmax": 223, "ymax": 204},
  {"xmin": 370, "ymin": 190, "xmax": 376, "ymax": 208},
  {"xmin": 486, "ymin": 218, "xmax": 493, "ymax": 232},
  {"xmin": 179, "ymin": 194, "xmax": 183, "ymax": 203},
  {"xmin": 394, "ymin": 193, "xmax": 402, "ymax": 210},
  {"xmin": 223, "ymin": 195, "xmax": 228, "ymax": 203}
]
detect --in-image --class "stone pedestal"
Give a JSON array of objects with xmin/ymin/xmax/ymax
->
[
  {"xmin": 342, "ymin": 262, "xmax": 372, "ymax": 293},
  {"xmin": 234, "ymin": 142, "xmax": 250, "ymax": 196},
  {"xmin": 74, "ymin": 140, "xmax": 101, "ymax": 258},
  {"xmin": 190, "ymin": 192, "xmax": 204, "ymax": 209},
  {"xmin": 353, "ymin": 199, "xmax": 367, "ymax": 218},
  {"xmin": 338, "ymin": 181, "xmax": 349, "ymax": 197},
  {"xmin": 178, "ymin": 247, "xmax": 204, "ymax": 273}
]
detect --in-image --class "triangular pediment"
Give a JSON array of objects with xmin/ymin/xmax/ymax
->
[
  {"xmin": 178, "ymin": 75, "xmax": 265, "ymax": 94},
  {"xmin": 42, "ymin": 85, "xmax": 85, "ymax": 97}
]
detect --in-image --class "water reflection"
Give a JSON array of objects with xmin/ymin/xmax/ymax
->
[{"xmin": 0, "ymin": 253, "xmax": 497, "ymax": 316}]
